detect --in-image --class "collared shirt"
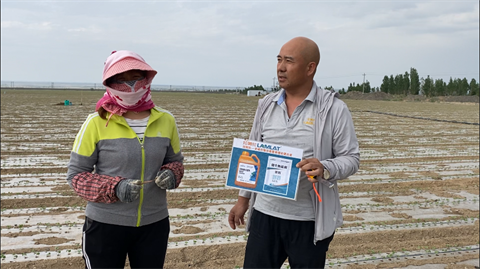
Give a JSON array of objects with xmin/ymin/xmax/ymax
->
[{"xmin": 253, "ymin": 84, "xmax": 317, "ymax": 221}]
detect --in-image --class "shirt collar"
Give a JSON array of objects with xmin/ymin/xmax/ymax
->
[{"xmin": 275, "ymin": 80, "xmax": 317, "ymax": 105}]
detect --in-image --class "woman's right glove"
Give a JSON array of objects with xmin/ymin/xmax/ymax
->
[{"xmin": 115, "ymin": 179, "xmax": 142, "ymax": 203}]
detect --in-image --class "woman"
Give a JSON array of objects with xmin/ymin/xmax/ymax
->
[{"xmin": 66, "ymin": 50, "xmax": 184, "ymax": 269}]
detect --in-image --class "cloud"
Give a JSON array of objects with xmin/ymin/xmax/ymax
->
[
  {"xmin": 0, "ymin": 1, "xmax": 478, "ymax": 88},
  {"xmin": 1, "ymin": 20, "xmax": 55, "ymax": 30},
  {"xmin": 67, "ymin": 26, "xmax": 101, "ymax": 33},
  {"xmin": 1, "ymin": 20, "xmax": 22, "ymax": 28},
  {"xmin": 364, "ymin": 2, "xmax": 479, "ymax": 34}
]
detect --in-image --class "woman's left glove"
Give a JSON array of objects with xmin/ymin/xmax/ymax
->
[
  {"xmin": 155, "ymin": 169, "xmax": 176, "ymax": 189},
  {"xmin": 155, "ymin": 162, "xmax": 184, "ymax": 189}
]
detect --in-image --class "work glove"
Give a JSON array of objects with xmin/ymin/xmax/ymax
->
[
  {"xmin": 115, "ymin": 179, "xmax": 142, "ymax": 203},
  {"xmin": 155, "ymin": 169, "xmax": 176, "ymax": 189}
]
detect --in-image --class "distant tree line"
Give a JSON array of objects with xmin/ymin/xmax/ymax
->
[
  {"xmin": 242, "ymin": 85, "xmax": 266, "ymax": 95},
  {"xmin": 338, "ymin": 68, "xmax": 479, "ymax": 97}
]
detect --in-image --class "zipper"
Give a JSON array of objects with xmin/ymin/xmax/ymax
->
[
  {"xmin": 136, "ymin": 140, "xmax": 146, "ymax": 227},
  {"xmin": 135, "ymin": 113, "xmax": 155, "ymax": 227},
  {"xmin": 119, "ymin": 117, "xmax": 146, "ymax": 227},
  {"xmin": 114, "ymin": 113, "xmax": 155, "ymax": 227},
  {"xmin": 121, "ymin": 109, "xmax": 156, "ymax": 227}
]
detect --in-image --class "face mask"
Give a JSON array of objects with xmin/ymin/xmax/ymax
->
[
  {"xmin": 111, "ymin": 77, "xmax": 145, "ymax": 92},
  {"xmin": 123, "ymin": 80, "xmax": 139, "ymax": 92},
  {"xmin": 105, "ymin": 77, "xmax": 151, "ymax": 108}
]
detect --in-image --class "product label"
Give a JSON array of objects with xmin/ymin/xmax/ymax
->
[
  {"xmin": 236, "ymin": 163, "xmax": 258, "ymax": 184},
  {"xmin": 263, "ymin": 156, "xmax": 292, "ymax": 195},
  {"xmin": 226, "ymin": 138, "xmax": 303, "ymax": 200}
]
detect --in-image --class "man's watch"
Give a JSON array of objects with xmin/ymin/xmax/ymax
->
[{"xmin": 323, "ymin": 168, "xmax": 330, "ymax": 180}]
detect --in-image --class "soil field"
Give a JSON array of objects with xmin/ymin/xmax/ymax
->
[{"xmin": 1, "ymin": 90, "xmax": 479, "ymax": 269}]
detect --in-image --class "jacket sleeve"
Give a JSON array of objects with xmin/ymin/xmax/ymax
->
[
  {"xmin": 159, "ymin": 114, "xmax": 184, "ymax": 187},
  {"xmin": 321, "ymin": 100, "xmax": 360, "ymax": 180},
  {"xmin": 66, "ymin": 113, "xmax": 123, "ymax": 203},
  {"xmin": 162, "ymin": 115, "xmax": 184, "ymax": 165},
  {"xmin": 70, "ymin": 172, "xmax": 123, "ymax": 203}
]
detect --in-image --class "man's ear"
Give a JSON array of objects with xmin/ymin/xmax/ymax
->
[{"xmin": 306, "ymin": 62, "xmax": 317, "ymax": 76}]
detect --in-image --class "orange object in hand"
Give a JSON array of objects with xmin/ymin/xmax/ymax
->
[{"xmin": 308, "ymin": 175, "xmax": 322, "ymax": 202}]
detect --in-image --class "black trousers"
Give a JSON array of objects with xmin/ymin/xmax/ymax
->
[
  {"xmin": 244, "ymin": 209, "xmax": 334, "ymax": 269},
  {"xmin": 82, "ymin": 216, "xmax": 170, "ymax": 269}
]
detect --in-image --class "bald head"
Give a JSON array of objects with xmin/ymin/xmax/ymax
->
[
  {"xmin": 285, "ymin": 37, "xmax": 320, "ymax": 66},
  {"xmin": 276, "ymin": 37, "xmax": 321, "ymax": 92}
]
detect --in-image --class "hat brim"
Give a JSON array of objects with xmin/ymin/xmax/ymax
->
[{"xmin": 103, "ymin": 57, "xmax": 157, "ymax": 85}]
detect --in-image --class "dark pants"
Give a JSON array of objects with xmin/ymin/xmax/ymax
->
[
  {"xmin": 244, "ymin": 209, "xmax": 334, "ymax": 269},
  {"xmin": 82, "ymin": 216, "xmax": 170, "ymax": 269}
]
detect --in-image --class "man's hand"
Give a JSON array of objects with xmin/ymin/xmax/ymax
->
[
  {"xmin": 228, "ymin": 196, "xmax": 250, "ymax": 230},
  {"xmin": 115, "ymin": 179, "xmax": 142, "ymax": 203},
  {"xmin": 296, "ymin": 158, "xmax": 325, "ymax": 183},
  {"xmin": 155, "ymin": 169, "xmax": 176, "ymax": 189}
]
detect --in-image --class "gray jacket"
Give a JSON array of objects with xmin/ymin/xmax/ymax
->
[
  {"xmin": 67, "ymin": 107, "xmax": 183, "ymax": 227},
  {"xmin": 239, "ymin": 81, "xmax": 360, "ymax": 242}
]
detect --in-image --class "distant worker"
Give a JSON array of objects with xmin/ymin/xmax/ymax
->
[
  {"xmin": 66, "ymin": 50, "xmax": 184, "ymax": 269},
  {"xmin": 228, "ymin": 37, "xmax": 360, "ymax": 269}
]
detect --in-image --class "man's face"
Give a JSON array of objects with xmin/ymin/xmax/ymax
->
[{"xmin": 276, "ymin": 42, "xmax": 308, "ymax": 91}]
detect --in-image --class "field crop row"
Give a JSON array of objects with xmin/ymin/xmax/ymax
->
[{"xmin": 1, "ymin": 90, "xmax": 478, "ymax": 268}]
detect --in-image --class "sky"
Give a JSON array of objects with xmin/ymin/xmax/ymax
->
[{"xmin": 1, "ymin": 0, "xmax": 479, "ymax": 90}]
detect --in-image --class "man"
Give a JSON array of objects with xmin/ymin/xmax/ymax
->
[{"xmin": 228, "ymin": 37, "xmax": 360, "ymax": 268}]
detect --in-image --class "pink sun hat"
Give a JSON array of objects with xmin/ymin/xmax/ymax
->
[{"xmin": 102, "ymin": 50, "xmax": 157, "ymax": 86}]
